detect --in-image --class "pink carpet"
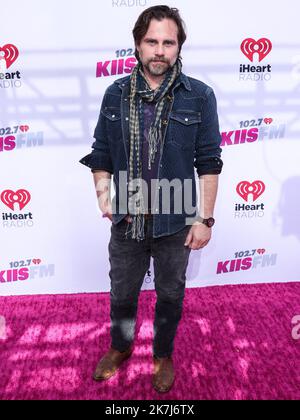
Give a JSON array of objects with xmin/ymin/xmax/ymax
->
[{"xmin": 0, "ymin": 282, "xmax": 300, "ymax": 400}]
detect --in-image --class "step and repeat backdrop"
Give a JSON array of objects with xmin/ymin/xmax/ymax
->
[{"xmin": 0, "ymin": 0, "xmax": 299, "ymax": 295}]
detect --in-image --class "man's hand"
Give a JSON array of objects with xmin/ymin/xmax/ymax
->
[
  {"xmin": 184, "ymin": 223, "xmax": 212, "ymax": 250},
  {"xmin": 95, "ymin": 185, "xmax": 113, "ymax": 222},
  {"xmin": 101, "ymin": 201, "xmax": 113, "ymax": 222},
  {"xmin": 184, "ymin": 173, "xmax": 219, "ymax": 250}
]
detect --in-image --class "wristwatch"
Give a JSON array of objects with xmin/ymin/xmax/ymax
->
[{"xmin": 194, "ymin": 216, "xmax": 215, "ymax": 227}]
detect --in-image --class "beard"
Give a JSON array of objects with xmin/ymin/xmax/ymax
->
[{"xmin": 143, "ymin": 58, "xmax": 172, "ymax": 77}]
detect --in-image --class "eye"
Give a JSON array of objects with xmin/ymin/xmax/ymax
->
[{"xmin": 164, "ymin": 41, "xmax": 175, "ymax": 47}]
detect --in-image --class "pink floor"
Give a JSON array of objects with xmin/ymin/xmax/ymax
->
[{"xmin": 0, "ymin": 282, "xmax": 300, "ymax": 400}]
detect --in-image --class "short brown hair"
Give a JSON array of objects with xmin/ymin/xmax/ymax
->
[{"xmin": 132, "ymin": 5, "xmax": 187, "ymax": 61}]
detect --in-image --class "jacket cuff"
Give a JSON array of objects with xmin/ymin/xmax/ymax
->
[
  {"xmin": 79, "ymin": 152, "xmax": 113, "ymax": 174},
  {"xmin": 196, "ymin": 157, "xmax": 223, "ymax": 177}
]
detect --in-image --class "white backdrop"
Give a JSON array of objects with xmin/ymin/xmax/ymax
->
[{"xmin": 0, "ymin": 0, "xmax": 300, "ymax": 296}]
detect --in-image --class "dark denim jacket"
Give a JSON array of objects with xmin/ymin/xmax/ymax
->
[{"xmin": 79, "ymin": 72, "xmax": 223, "ymax": 238}]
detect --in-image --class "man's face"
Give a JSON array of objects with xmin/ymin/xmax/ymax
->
[{"xmin": 136, "ymin": 18, "xmax": 179, "ymax": 78}]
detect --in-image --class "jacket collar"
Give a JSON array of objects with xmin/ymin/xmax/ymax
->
[
  {"xmin": 114, "ymin": 71, "xmax": 191, "ymax": 92},
  {"xmin": 176, "ymin": 72, "xmax": 191, "ymax": 91}
]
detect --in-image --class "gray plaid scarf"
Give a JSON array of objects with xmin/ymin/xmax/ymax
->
[{"xmin": 126, "ymin": 59, "xmax": 182, "ymax": 241}]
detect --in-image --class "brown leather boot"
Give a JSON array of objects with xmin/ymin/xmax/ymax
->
[
  {"xmin": 152, "ymin": 356, "xmax": 175, "ymax": 393},
  {"xmin": 93, "ymin": 347, "xmax": 133, "ymax": 381}
]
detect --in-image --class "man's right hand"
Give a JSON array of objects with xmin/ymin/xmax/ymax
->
[
  {"xmin": 101, "ymin": 202, "xmax": 113, "ymax": 222},
  {"xmin": 102, "ymin": 211, "xmax": 113, "ymax": 222}
]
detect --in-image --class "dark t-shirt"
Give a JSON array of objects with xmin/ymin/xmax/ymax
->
[{"xmin": 141, "ymin": 101, "xmax": 161, "ymax": 213}]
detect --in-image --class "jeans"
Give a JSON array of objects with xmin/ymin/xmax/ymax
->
[{"xmin": 108, "ymin": 215, "xmax": 191, "ymax": 358}]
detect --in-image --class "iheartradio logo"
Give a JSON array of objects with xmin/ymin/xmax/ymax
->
[
  {"xmin": 236, "ymin": 181, "xmax": 265, "ymax": 202},
  {"xmin": 264, "ymin": 118, "xmax": 273, "ymax": 125},
  {"xmin": 0, "ymin": 44, "xmax": 19, "ymax": 69},
  {"xmin": 20, "ymin": 125, "xmax": 29, "ymax": 132},
  {"xmin": 0, "ymin": 189, "xmax": 31, "ymax": 211},
  {"xmin": 240, "ymin": 38, "xmax": 272, "ymax": 62}
]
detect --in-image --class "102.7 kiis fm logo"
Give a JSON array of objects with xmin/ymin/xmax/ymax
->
[
  {"xmin": 221, "ymin": 117, "xmax": 286, "ymax": 147},
  {"xmin": 239, "ymin": 38, "xmax": 272, "ymax": 81},
  {"xmin": 0, "ymin": 44, "xmax": 22, "ymax": 89},
  {"xmin": 217, "ymin": 248, "xmax": 277, "ymax": 275},
  {"xmin": 96, "ymin": 48, "xmax": 137, "ymax": 78},
  {"xmin": 0, "ymin": 124, "xmax": 44, "ymax": 153},
  {"xmin": 0, "ymin": 258, "xmax": 55, "ymax": 285},
  {"xmin": 0, "ymin": 189, "xmax": 34, "ymax": 228}
]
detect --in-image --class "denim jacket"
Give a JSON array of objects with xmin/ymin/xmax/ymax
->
[{"xmin": 79, "ymin": 72, "xmax": 223, "ymax": 238}]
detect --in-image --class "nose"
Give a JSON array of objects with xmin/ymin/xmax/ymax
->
[{"xmin": 155, "ymin": 44, "xmax": 164, "ymax": 57}]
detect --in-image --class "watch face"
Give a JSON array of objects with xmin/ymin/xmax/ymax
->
[{"xmin": 206, "ymin": 217, "xmax": 215, "ymax": 227}]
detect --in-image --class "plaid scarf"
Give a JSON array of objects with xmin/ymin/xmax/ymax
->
[{"xmin": 126, "ymin": 59, "xmax": 182, "ymax": 241}]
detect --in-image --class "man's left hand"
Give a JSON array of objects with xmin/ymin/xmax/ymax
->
[{"xmin": 184, "ymin": 223, "xmax": 212, "ymax": 250}]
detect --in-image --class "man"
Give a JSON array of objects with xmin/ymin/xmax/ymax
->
[{"xmin": 80, "ymin": 5, "xmax": 223, "ymax": 393}]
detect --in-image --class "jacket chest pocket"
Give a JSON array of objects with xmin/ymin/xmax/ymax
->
[
  {"xmin": 168, "ymin": 110, "xmax": 201, "ymax": 150},
  {"xmin": 102, "ymin": 107, "xmax": 122, "ymax": 143}
]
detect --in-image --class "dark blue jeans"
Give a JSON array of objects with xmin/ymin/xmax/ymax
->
[{"xmin": 108, "ymin": 215, "xmax": 191, "ymax": 358}]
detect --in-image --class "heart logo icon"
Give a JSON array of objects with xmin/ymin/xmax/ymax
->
[
  {"xmin": 236, "ymin": 181, "xmax": 266, "ymax": 202},
  {"xmin": 264, "ymin": 118, "xmax": 273, "ymax": 125},
  {"xmin": 240, "ymin": 38, "xmax": 272, "ymax": 62},
  {"xmin": 0, "ymin": 44, "xmax": 19, "ymax": 69},
  {"xmin": 257, "ymin": 249, "xmax": 266, "ymax": 255},
  {"xmin": 0, "ymin": 189, "xmax": 31, "ymax": 211},
  {"xmin": 32, "ymin": 259, "xmax": 41, "ymax": 265},
  {"xmin": 20, "ymin": 125, "xmax": 29, "ymax": 132}
]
